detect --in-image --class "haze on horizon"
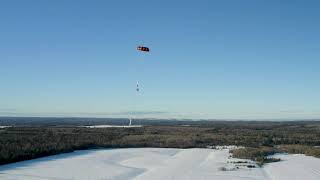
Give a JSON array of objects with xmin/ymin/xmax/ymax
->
[{"xmin": 0, "ymin": 0, "xmax": 320, "ymax": 119}]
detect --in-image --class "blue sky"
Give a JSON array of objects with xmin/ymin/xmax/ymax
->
[{"xmin": 0, "ymin": 0, "xmax": 320, "ymax": 119}]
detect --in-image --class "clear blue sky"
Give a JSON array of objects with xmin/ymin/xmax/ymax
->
[{"xmin": 0, "ymin": 0, "xmax": 320, "ymax": 119}]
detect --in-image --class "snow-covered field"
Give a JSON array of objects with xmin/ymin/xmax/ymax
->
[
  {"xmin": 264, "ymin": 154, "xmax": 320, "ymax": 180},
  {"xmin": 83, "ymin": 125, "xmax": 143, "ymax": 128},
  {"xmin": 0, "ymin": 148, "xmax": 320, "ymax": 180},
  {"xmin": 0, "ymin": 126, "xmax": 11, "ymax": 128}
]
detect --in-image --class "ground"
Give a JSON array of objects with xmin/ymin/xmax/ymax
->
[{"xmin": 0, "ymin": 148, "xmax": 320, "ymax": 180}]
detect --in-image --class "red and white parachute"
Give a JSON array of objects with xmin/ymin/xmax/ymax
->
[{"xmin": 137, "ymin": 46, "xmax": 150, "ymax": 52}]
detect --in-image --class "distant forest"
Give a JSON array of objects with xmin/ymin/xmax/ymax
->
[
  {"xmin": 1, "ymin": 116, "xmax": 320, "ymax": 126},
  {"xmin": 1, "ymin": 117, "xmax": 320, "ymax": 165}
]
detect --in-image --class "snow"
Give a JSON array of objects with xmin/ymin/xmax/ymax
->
[
  {"xmin": 0, "ymin": 126, "xmax": 11, "ymax": 128},
  {"xmin": 83, "ymin": 125, "xmax": 143, "ymax": 128},
  {"xmin": 0, "ymin": 148, "xmax": 320, "ymax": 180},
  {"xmin": 264, "ymin": 154, "xmax": 320, "ymax": 180}
]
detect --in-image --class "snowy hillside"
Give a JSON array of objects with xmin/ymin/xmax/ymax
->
[{"xmin": 0, "ymin": 148, "xmax": 319, "ymax": 180}]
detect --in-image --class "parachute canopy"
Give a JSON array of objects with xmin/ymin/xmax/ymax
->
[{"xmin": 137, "ymin": 46, "xmax": 150, "ymax": 52}]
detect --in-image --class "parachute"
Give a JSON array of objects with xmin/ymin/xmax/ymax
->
[
  {"xmin": 135, "ymin": 45, "xmax": 150, "ymax": 92},
  {"xmin": 137, "ymin": 46, "xmax": 150, "ymax": 52}
]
